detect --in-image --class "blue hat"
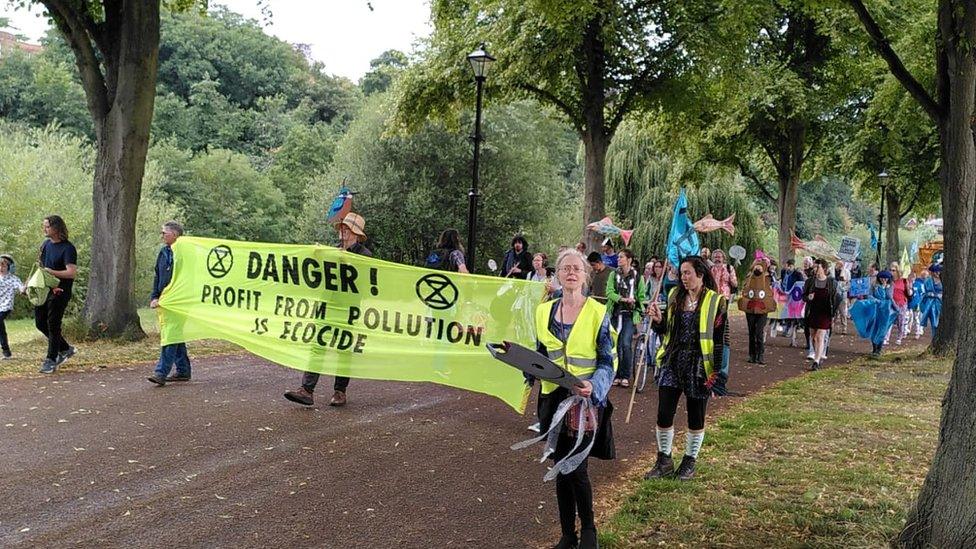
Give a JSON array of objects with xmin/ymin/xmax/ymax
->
[
  {"xmin": 928, "ymin": 264, "xmax": 942, "ymax": 273},
  {"xmin": 877, "ymin": 270, "xmax": 893, "ymax": 281}
]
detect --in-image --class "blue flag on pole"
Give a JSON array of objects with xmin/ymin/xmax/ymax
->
[
  {"xmin": 666, "ymin": 188, "xmax": 699, "ymax": 267},
  {"xmin": 869, "ymin": 225, "xmax": 878, "ymax": 252},
  {"xmin": 909, "ymin": 239, "xmax": 919, "ymax": 262}
]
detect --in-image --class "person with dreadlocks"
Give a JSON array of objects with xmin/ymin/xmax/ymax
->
[{"xmin": 644, "ymin": 255, "xmax": 730, "ymax": 481}]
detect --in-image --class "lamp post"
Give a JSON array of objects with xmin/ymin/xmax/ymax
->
[
  {"xmin": 466, "ymin": 43, "xmax": 494, "ymax": 274},
  {"xmin": 877, "ymin": 170, "xmax": 890, "ymax": 266}
]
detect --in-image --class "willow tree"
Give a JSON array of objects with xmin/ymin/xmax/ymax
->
[
  {"xmin": 605, "ymin": 118, "xmax": 763, "ymax": 263},
  {"xmin": 21, "ymin": 0, "xmax": 199, "ymax": 338},
  {"xmin": 395, "ymin": 0, "xmax": 742, "ymax": 245}
]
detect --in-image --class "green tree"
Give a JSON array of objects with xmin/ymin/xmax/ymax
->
[
  {"xmin": 148, "ymin": 143, "xmax": 289, "ymax": 243},
  {"xmin": 843, "ymin": 0, "xmax": 976, "ymax": 543},
  {"xmin": 694, "ymin": 1, "xmax": 863, "ymax": 264},
  {"xmin": 360, "ymin": 49, "xmax": 409, "ymax": 96},
  {"xmin": 0, "ymin": 48, "xmax": 90, "ymax": 137},
  {"xmin": 395, "ymin": 0, "xmax": 740, "ymax": 247},
  {"xmin": 605, "ymin": 119, "xmax": 764, "ymax": 265},
  {"xmin": 304, "ymin": 95, "xmax": 578, "ymax": 268}
]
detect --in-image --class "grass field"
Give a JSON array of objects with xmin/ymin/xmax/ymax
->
[
  {"xmin": 601, "ymin": 351, "xmax": 947, "ymax": 548},
  {"xmin": 0, "ymin": 308, "xmax": 239, "ymax": 378}
]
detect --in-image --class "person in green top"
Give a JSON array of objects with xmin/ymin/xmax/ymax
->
[{"xmin": 606, "ymin": 248, "xmax": 647, "ymax": 387}]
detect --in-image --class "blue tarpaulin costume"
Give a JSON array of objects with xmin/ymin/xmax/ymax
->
[
  {"xmin": 919, "ymin": 265, "xmax": 943, "ymax": 334},
  {"xmin": 850, "ymin": 271, "xmax": 897, "ymax": 348}
]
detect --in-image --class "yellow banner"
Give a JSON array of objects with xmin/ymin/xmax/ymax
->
[{"xmin": 158, "ymin": 237, "xmax": 543, "ymax": 411}]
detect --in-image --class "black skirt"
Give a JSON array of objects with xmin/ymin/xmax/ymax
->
[{"xmin": 537, "ymin": 387, "xmax": 615, "ymax": 461}]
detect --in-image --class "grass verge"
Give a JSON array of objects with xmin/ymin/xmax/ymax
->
[
  {"xmin": 0, "ymin": 308, "xmax": 239, "ymax": 378},
  {"xmin": 601, "ymin": 351, "xmax": 948, "ymax": 548}
]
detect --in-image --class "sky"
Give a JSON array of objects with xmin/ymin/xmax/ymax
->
[{"xmin": 0, "ymin": 0, "xmax": 433, "ymax": 81}]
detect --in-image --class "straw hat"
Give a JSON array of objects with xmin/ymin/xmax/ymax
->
[{"xmin": 338, "ymin": 212, "xmax": 367, "ymax": 238}]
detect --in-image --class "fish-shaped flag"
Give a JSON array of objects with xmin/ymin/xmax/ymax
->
[
  {"xmin": 666, "ymin": 189, "xmax": 699, "ymax": 267},
  {"xmin": 586, "ymin": 216, "xmax": 634, "ymax": 245},
  {"xmin": 790, "ymin": 232, "xmax": 841, "ymax": 262},
  {"xmin": 326, "ymin": 186, "xmax": 355, "ymax": 224},
  {"xmin": 693, "ymin": 213, "xmax": 735, "ymax": 236}
]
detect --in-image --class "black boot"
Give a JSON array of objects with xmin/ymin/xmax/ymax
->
[
  {"xmin": 579, "ymin": 528, "xmax": 599, "ymax": 549},
  {"xmin": 757, "ymin": 352, "xmax": 766, "ymax": 365},
  {"xmin": 747, "ymin": 354, "xmax": 756, "ymax": 364},
  {"xmin": 553, "ymin": 534, "xmax": 578, "ymax": 549},
  {"xmin": 643, "ymin": 452, "xmax": 674, "ymax": 479},
  {"xmin": 675, "ymin": 455, "xmax": 697, "ymax": 481}
]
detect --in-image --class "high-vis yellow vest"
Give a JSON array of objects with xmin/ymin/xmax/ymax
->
[
  {"xmin": 535, "ymin": 297, "xmax": 607, "ymax": 395},
  {"xmin": 655, "ymin": 288, "xmax": 722, "ymax": 378}
]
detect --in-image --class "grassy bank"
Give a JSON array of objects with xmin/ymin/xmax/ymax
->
[
  {"xmin": 0, "ymin": 308, "xmax": 239, "ymax": 378},
  {"xmin": 602, "ymin": 352, "xmax": 947, "ymax": 548}
]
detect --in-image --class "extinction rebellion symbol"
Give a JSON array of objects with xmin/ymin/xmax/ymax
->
[
  {"xmin": 415, "ymin": 273, "xmax": 459, "ymax": 310},
  {"xmin": 207, "ymin": 245, "xmax": 234, "ymax": 279}
]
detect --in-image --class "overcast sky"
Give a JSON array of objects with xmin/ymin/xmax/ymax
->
[{"xmin": 0, "ymin": 0, "xmax": 432, "ymax": 81}]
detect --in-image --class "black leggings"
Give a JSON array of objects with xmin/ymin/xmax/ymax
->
[
  {"xmin": 657, "ymin": 386, "xmax": 708, "ymax": 430},
  {"xmin": 555, "ymin": 435, "xmax": 594, "ymax": 537},
  {"xmin": 0, "ymin": 310, "xmax": 9, "ymax": 354},
  {"xmin": 35, "ymin": 291, "xmax": 71, "ymax": 361}
]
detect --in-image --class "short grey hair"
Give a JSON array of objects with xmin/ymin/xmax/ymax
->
[
  {"xmin": 162, "ymin": 221, "xmax": 184, "ymax": 236},
  {"xmin": 555, "ymin": 249, "xmax": 592, "ymax": 290}
]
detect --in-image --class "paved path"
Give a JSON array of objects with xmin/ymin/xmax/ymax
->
[{"xmin": 0, "ymin": 317, "xmax": 927, "ymax": 548}]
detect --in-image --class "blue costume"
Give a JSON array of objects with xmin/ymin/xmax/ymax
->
[
  {"xmin": 908, "ymin": 278, "xmax": 925, "ymax": 311},
  {"xmin": 850, "ymin": 272, "xmax": 897, "ymax": 352},
  {"xmin": 919, "ymin": 270, "xmax": 943, "ymax": 333}
]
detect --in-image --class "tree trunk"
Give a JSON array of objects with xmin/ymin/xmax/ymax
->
[
  {"xmin": 929, "ymin": 56, "xmax": 976, "ymax": 356},
  {"xmin": 581, "ymin": 129, "xmax": 609, "ymax": 250},
  {"xmin": 896, "ymin": 4, "xmax": 976, "ymax": 546},
  {"xmin": 885, "ymin": 190, "xmax": 900, "ymax": 266},
  {"xmin": 897, "ymin": 178, "xmax": 976, "ymax": 547},
  {"xmin": 776, "ymin": 171, "xmax": 800, "ymax": 264},
  {"xmin": 75, "ymin": 1, "xmax": 160, "ymax": 340}
]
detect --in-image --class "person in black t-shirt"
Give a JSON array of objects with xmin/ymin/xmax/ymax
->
[{"xmin": 36, "ymin": 215, "xmax": 78, "ymax": 374}]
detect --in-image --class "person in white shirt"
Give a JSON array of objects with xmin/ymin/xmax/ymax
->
[{"xmin": 0, "ymin": 255, "xmax": 25, "ymax": 359}]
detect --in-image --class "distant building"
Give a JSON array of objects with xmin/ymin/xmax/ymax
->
[{"xmin": 0, "ymin": 31, "xmax": 44, "ymax": 58}]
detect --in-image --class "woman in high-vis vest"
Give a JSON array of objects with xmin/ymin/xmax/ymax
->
[
  {"xmin": 536, "ymin": 249, "xmax": 615, "ymax": 549},
  {"xmin": 645, "ymin": 255, "xmax": 729, "ymax": 481}
]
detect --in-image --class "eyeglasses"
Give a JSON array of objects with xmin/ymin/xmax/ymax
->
[{"xmin": 558, "ymin": 265, "xmax": 585, "ymax": 273}]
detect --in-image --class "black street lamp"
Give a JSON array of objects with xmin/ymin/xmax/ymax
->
[
  {"xmin": 466, "ymin": 43, "xmax": 494, "ymax": 274},
  {"xmin": 877, "ymin": 170, "xmax": 890, "ymax": 266}
]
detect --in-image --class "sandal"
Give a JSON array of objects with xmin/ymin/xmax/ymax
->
[
  {"xmin": 612, "ymin": 378, "xmax": 622, "ymax": 386},
  {"xmin": 620, "ymin": 379, "xmax": 630, "ymax": 388}
]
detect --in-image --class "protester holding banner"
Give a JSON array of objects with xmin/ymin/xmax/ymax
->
[
  {"xmin": 803, "ymin": 260, "xmax": 836, "ymax": 370},
  {"xmin": 919, "ymin": 265, "xmax": 943, "ymax": 338},
  {"xmin": 147, "ymin": 222, "xmax": 192, "ymax": 386},
  {"xmin": 534, "ymin": 249, "xmax": 615, "ymax": 549},
  {"xmin": 645, "ymin": 256, "xmax": 729, "ymax": 481},
  {"xmin": 0, "ymin": 254, "xmax": 24, "ymax": 359},
  {"xmin": 607, "ymin": 248, "xmax": 646, "ymax": 388},
  {"xmin": 35, "ymin": 215, "xmax": 78, "ymax": 374},
  {"xmin": 283, "ymin": 212, "xmax": 372, "ymax": 407}
]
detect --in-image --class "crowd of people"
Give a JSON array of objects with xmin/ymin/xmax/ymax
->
[{"xmin": 0, "ymin": 215, "xmax": 945, "ymax": 549}]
